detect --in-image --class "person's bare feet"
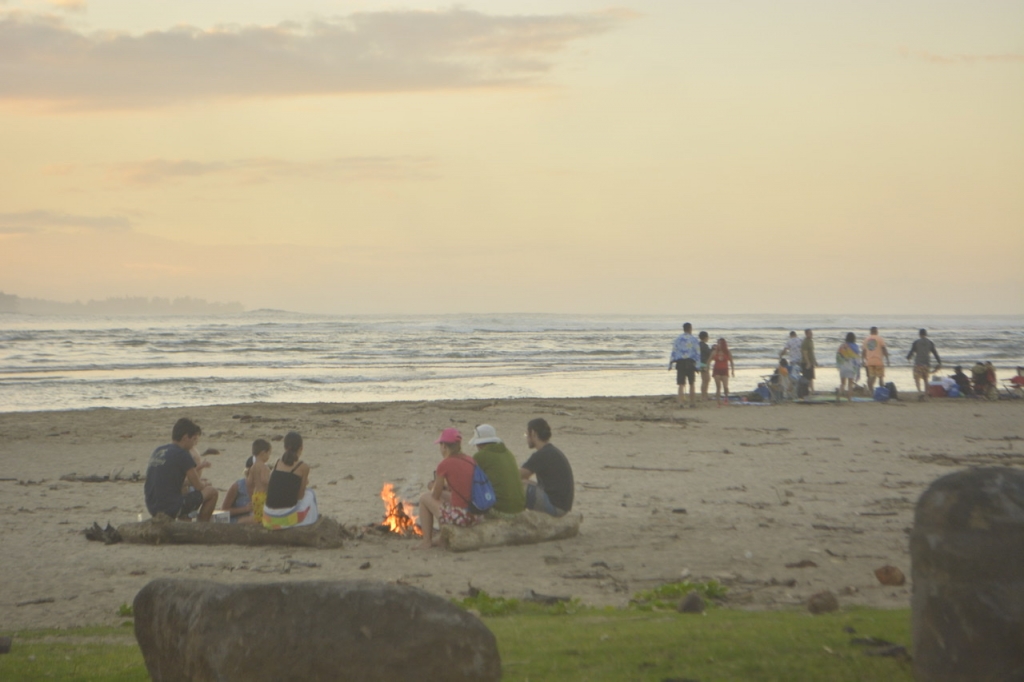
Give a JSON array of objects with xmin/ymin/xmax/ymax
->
[{"xmin": 414, "ymin": 536, "xmax": 442, "ymax": 550}]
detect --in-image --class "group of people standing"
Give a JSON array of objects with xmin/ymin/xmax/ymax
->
[
  {"xmin": 828, "ymin": 327, "xmax": 942, "ymax": 400},
  {"xmin": 669, "ymin": 323, "xmax": 736, "ymax": 406},
  {"xmin": 670, "ymin": 324, "xmax": 948, "ymax": 405}
]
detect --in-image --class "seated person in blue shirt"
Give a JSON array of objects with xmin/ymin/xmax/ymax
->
[
  {"xmin": 222, "ymin": 454, "xmax": 256, "ymax": 523},
  {"xmin": 144, "ymin": 418, "xmax": 219, "ymax": 522}
]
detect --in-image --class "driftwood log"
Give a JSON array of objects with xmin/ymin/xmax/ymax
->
[
  {"xmin": 441, "ymin": 510, "xmax": 582, "ymax": 552},
  {"xmin": 118, "ymin": 515, "xmax": 350, "ymax": 549}
]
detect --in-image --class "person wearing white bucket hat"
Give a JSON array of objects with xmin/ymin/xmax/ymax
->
[{"xmin": 470, "ymin": 424, "xmax": 525, "ymax": 517}]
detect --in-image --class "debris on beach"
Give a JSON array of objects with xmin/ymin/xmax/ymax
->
[
  {"xmin": 874, "ymin": 565, "xmax": 906, "ymax": 586},
  {"xmin": 785, "ymin": 559, "xmax": 818, "ymax": 568},
  {"xmin": 84, "ymin": 522, "xmax": 122, "ymax": 544},
  {"xmin": 851, "ymin": 637, "xmax": 911, "ymax": 661},
  {"xmin": 62, "ymin": 469, "xmax": 144, "ymax": 483},
  {"xmin": 522, "ymin": 589, "xmax": 572, "ymax": 605}
]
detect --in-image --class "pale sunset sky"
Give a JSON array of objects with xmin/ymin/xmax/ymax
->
[{"xmin": 1, "ymin": 1, "xmax": 1021, "ymax": 314}]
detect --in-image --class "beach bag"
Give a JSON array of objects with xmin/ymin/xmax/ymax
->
[
  {"xmin": 755, "ymin": 384, "xmax": 771, "ymax": 401},
  {"xmin": 885, "ymin": 382, "xmax": 898, "ymax": 401},
  {"xmin": 947, "ymin": 384, "xmax": 961, "ymax": 398},
  {"xmin": 467, "ymin": 465, "xmax": 496, "ymax": 515},
  {"xmin": 873, "ymin": 386, "xmax": 890, "ymax": 402}
]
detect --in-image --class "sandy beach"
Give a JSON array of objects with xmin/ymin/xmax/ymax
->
[{"xmin": 1, "ymin": 395, "xmax": 1021, "ymax": 631}]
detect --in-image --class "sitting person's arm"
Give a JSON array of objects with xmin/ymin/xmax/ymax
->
[
  {"xmin": 297, "ymin": 462, "xmax": 310, "ymax": 500},
  {"xmin": 184, "ymin": 466, "xmax": 207, "ymax": 492},
  {"xmin": 433, "ymin": 472, "xmax": 449, "ymax": 500},
  {"xmin": 520, "ymin": 466, "xmax": 535, "ymax": 482},
  {"xmin": 190, "ymin": 448, "xmax": 212, "ymax": 472},
  {"xmin": 249, "ymin": 461, "xmax": 270, "ymax": 494}
]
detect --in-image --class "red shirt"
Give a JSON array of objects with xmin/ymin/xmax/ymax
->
[{"xmin": 435, "ymin": 454, "xmax": 475, "ymax": 509}]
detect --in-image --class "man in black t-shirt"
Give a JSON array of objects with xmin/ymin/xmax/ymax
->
[
  {"xmin": 144, "ymin": 418, "xmax": 219, "ymax": 521},
  {"xmin": 520, "ymin": 418, "xmax": 574, "ymax": 517},
  {"xmin": 907, "ymin": 328, "xmax": 942, "ymax": 394}
]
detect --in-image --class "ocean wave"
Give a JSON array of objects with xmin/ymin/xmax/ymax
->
[{"xmin": 1, "ymin": 313, "xmax": 1021, "ymax": 411}]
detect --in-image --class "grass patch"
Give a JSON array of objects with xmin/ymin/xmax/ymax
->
[
  {"xmin": 0, "ymin": 609, "xmax": 912, "ymax": 682},
  {"xmin": 488, "ymin": 607, "xmax": 912, "ymax": 681},
  {"xmin": 454, "ymin": 590, "xmax": 586, "ymax": 617},
  {"xmin": 0, "ymin": 626, "xmax": 146, "ymax": 681},
  {"xmin": 629, "ymin": 579, "xmax": 728, "ymax": 611}
]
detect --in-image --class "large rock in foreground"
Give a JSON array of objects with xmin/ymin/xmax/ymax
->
[
  {"xmin": 134, "ymin": 579, "xmax": 501, "ymax": 682},
  {"xmin": 119, "ymin": 515, "xmax": 349, "ymax": 549},
  {"xmin": 442, "ymin": 510, "xmax": 582, "ymax": 552},
  {"xmin": 910, "ymin": 467, "xmax": 1024, "ymax": 681}
]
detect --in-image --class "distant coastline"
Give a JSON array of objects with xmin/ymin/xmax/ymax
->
[{"xmin": 0, "ymin": 291, "xmax": 244, "ymax": 316}]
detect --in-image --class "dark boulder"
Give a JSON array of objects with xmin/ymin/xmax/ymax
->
[
  {"xmin": 677, "ymin": 591, "xmax": 705, "ymax": 613},
  {"xmin": 134, "ymin": 579, "xmax": 501, "ymax": 682},
  {"xmin": 911, "ymin": 467, "xmax": 1024, "ymax": 681},
  {"xmin": 807, "ymin": 590, "xmax": 838, "ymax": 614}
]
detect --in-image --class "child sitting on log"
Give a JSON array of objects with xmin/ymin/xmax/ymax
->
[
  {"xmin": 245, "ymin": 439, "xmax": 272, "ymax": 526},
  {"xmin": 222, "ymin": 454, "xmax": 256, "ymax": 524}
]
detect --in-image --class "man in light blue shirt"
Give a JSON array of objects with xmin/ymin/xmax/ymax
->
[{"xmin": 670, "ymin": 322, "xmax": 701, "ymax": 406}]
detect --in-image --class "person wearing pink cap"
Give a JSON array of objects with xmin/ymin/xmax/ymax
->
[{"xmin": 416, "ymin": 428, "xmax": 480, "ymax": 549}]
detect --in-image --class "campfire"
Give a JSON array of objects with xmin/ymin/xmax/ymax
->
[{"xmin": 379, "ymin": 483, "xmax": 422, "ymax": 536}]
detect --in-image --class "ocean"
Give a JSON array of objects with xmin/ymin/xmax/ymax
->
[{"xmin": 1, "ymin": 312, "xmax": 1021, "ymax": 412}]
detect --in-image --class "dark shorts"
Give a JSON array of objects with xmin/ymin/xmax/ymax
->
[
  {"xmin": 172, "ymin": 489, "xmax": 205, "ymax": 519},
  {"xmin": 525, "ymin": 483, "xmax": 566, "ymax": 517},
  {"xmin": 801, "ymin": 363, "xmax": 815, "ymax": 380},
  {"xmin": 676, "ymin": 359, "xmax": 697, "ymax": 386}
]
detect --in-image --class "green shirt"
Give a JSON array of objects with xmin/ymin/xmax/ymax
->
[
  {"xmin": 474, "ymin": 443, "xmax": 526, "ymax": 514},
  {"xmin": 801, "ymin": 336, "xmax": 816, "ymax": 366}
]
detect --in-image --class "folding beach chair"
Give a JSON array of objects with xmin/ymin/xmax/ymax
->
[
  {"xmin": 1002, "ymin": 380, "xmax": 1024, "ymax": 399},
  {"xmin": 760, "ymin": 374, "xmax": 788, "ymax": 403}
]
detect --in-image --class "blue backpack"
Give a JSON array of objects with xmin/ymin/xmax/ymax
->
[{"xmin": 468, "ymin": 464, "xmax": 496, "ymax": 515}]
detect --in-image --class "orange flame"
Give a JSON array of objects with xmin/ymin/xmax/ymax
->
[{"xmin": 380, "ymin": 483, "xmax": 422, "ymax": 536}]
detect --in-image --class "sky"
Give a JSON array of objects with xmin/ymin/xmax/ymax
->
[{"xmin": 0, "ymin": 0, "xmax": 1021, "ymax": 315}]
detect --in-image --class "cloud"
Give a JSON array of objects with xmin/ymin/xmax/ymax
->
[
  {"xmin": 899, "ymin": 46, "xmax": 1024, "ymax": 65},
  {"xmin": 0, "ymin": 210, "xmax": 132, "ymax": 233},
  {"xmin": 0, "ymin": 8, "xmax": 632, "ymax": 110},
  {"xmin": 105, "ymin": 156, "xmax": 437, "ymax": 186}
]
